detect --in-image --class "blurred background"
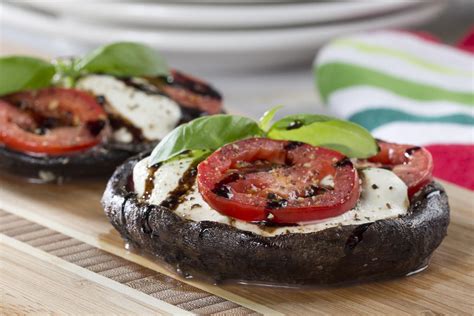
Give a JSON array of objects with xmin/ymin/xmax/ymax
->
[{"xmin": 1, "ymin": 0, "xmax": 472, "ymax": 117}]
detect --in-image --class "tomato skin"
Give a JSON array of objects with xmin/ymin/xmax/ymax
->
[
  {"xmin": 197, "ymin": 138, "xmax": 360, "ymax": 224},
  {"xmin": 0, "ymin": 88, "xmax": 107, "ymax": 155},
  {"xmin": 368, "ymin": 140, "xmax": 433, "ymax": 197}
]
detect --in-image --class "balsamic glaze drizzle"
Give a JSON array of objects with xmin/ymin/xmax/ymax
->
[
  {"xmin": 95, "ymin": 95, "xmax": 106, "ymax": 106},
  {"xmin": 284, "ymin": 141, "xmax": 304, "ymax": 151},
  {"xmin": 251, "ymin": 219, "xmax": 298, "ymax": 233},
  {"xmin": 304, "ymin": 185, "xmax": 329, "ymax": 197},
  {"xmin": 265, "ymin": 193, "xmax": 288, "ymax": 210},
  {"xmin": 286, "ymin": 120, "xmax": 304, "ymax": 130},
  {"xmin": 159, "ymin": 165, "xmax": 198, "ymax": 211},
  {"xmin": 142, "ymin": 163, "xmax": 161, "ymax": 202},
  {"xmin": 166, "ymin": 70, "xmax": 222, "ymax": 99},
  {"xmin": 404, "ymin": 146, "xmax": 421, "ymax": 158},
  {"xmin": 121, "ymin": 77, "xmax": 167, "ymax": 97},
  {"xmin": 211, "ymin": 172, "xmax": 241, "ymax": 199},
  {"xmin": 334, "ymin": 157, "xmax": 352, "ymax": 168},
  {"xmin": 140, "ymin": 161, "xmax": 200, "ymax": 237},
  {"xmin": 120, "ymin": 75, "xmax": 221, "ymax": 126},
  {"xmin": 86, "ymin": 120, "xmax": 106, "ymax": 136},
  {"xmin": 108, "ymin": 114, "xmax": 147, "ymax": 143}
]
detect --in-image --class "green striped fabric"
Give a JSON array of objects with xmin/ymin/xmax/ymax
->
[
  {"xmin": 349, "ymin": 108, "xmax": 474, "ymax": 131},
  {"xmin": 313, "ymin": 30, "xmax": 474, "ymax": 146},
  {"xmin": 317, "ymin": 62, "xmax": 474, "ymax": 106}
]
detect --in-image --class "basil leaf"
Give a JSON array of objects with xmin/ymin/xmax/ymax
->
[
  {"xmin": 75, "ymin": 42, "xmax": 169, "ymax": 77},
  {"xmin": 51, "ymin": 57, "xmax": 79, "ymax": 88},
  {"xmin": 258, "ymin": 105, "xmax": 282, "ymax": 132},
  {"xmin": 0, "ymin": 56, "xmax": 55, "ymax": 96},
  {"xmin": 267, "ymin": 114, "xmax": 378, "ymax": 158},
  {"xmin": 149, "ymin": 114, "xmax": 264, "ymax": 166}
]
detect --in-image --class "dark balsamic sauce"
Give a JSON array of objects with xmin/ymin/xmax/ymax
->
[
  {"xmin": 286, "ymin": 120, "xmax": 304, "ymax": 130},
  {"xmin": 251, "ymin": 219, "xmax": 298, "ymax": 233},
  {"xmin": 265, "ymin": 192, "xmax": 288, "ymax": 209},
  {"xmin": 86, "ymin": 120, "xmax": 106, "ymax": 136},
  {"xmin": 119, "ymin": 75, "xmax": 218, "ymax": 127},
  {"xmin": 211, "ymin": 172, "xmax": 242, "ymax": 199},
  {"xmin": 142, "ymin": 163, "xmax": 161, "ymax": 202},
  {"xmin": 212, "ymin": 185, "xmax": 233, "ymax": 199},
  {"xmin": 284, "ymin": 141, "xmax": 304, "ymax": 151},
  {"xmin": 404, "ymin": 146, "xmax": 421, "ymax": 158},
  {"xmin": 9, "ymin": 95, "xmax": 106, "ymax": 137},
  {"xmin": 178, "ymin": 107, "xmax": 211, "ymax": 125},
  {"xmin": 123, "ymin": 72, "xmax": 221, "ymax": 103},
  {"xmin": 140, "ymin": 161, "xmax": 200, "ymax": 235},
  {"xmin": 304, "ymin": 185, "xmax": 329, "ymax": 197},
  {"xmin": 108, "ymin": 114, "xmax": 146, "ymax": 143},
  {"xmin": 146, "ymin": 73, "xmax": 222, "ymax": 124},
  {"xmin": 121, "ymin": 77, "xmax": 167, "ymax": 97},
  {"xmin": 284, "ymin": 141, "xmax": 304, "ymax": 165},
  {"xmin": 95, "ymin": 95, "xmax": 106, "ymax": 106},
  {"xmin": 160, "ymin": 165, "xmax": 198, "ymax": 211},
  {"xmin": 165, "ymin": 70, "xmax": 222, "ymax": 100},
  {"xmin": 218, "ymin": 172, "xmax": 242, "ymax": 184},
  {"xmin": 334, "ymin": 157, "xmax": 352, "ymax": 168}
]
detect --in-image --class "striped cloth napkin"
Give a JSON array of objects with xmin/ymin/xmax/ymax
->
[{"xmin": 313, "ymin": 30, "xmax": 474, "ymax": 190}]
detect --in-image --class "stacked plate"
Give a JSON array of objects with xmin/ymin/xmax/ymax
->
[{"xmin": 2, "ymin": 0, "xmax": 446, "ymax": 73}]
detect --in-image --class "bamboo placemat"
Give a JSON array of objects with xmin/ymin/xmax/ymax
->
[{"xmin": 0, "ymin": 209, "xmax": 259, "ymax": 315}]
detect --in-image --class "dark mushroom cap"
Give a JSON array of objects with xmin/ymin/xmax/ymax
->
[{"xmin": 102, "ymin": 154, "xmax": 450, "ymax": 285}]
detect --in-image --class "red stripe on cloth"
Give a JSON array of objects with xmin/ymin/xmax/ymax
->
[
  {"xmin": 425, "ymin": 144, "xmax": 474, "ymax": 190},
  {"xmin": 391, "ymin": 28, "xmax": 474, "ymax": 54},
  {"xmin": 403, "ymin": 30, "xmax": 441, "ymax": 43},
  {"xmin": 457, "ymin": 26, "xmax": 474, "ymax": 54}
]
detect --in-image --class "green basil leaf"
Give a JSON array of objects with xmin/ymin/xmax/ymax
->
[
  {"xmin": 148, "ymin": 114, "xmax": 264, "ymax": 166},
  {"xmin": 75, "ymin": 42, "xmax": 169, "ymax": 77},
  {"xmin": 267, "ymin": 114, "xmax": 378, "ymax": 158},
  {"xmin": 51, "ymin": 57, "xmax": 79, "ymax": 88},
  {"xmin": 258, "ymin": 105, "xmax": 283, "ymax": 132},
  {"xmin": 0, "ymin": 56, "xmax": 55, "ymax": 96}
]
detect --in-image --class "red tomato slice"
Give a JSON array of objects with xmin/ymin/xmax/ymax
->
[
  {"xmin": 161, "ymin": 70, "xmax": 222, "ymax": 115},
  {"xmin": 368, "ymin": 140, "xmax": 433, "ymax": 197},
  {"xmin": 197, "ymin": 138, "xmax": 360, "ymax": 224},
  {"xmin": 0, "ymin": 88, "xmax": 107, "ymax": 155}
]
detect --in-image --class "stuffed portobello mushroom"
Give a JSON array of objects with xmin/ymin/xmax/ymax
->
[
  {"xmin": 102, "ymin": 110, "xmax": 449, "ymax": 285},
  {"xmin": 0, "ymin": 43, "xmax": 222, "ymax": 182}
]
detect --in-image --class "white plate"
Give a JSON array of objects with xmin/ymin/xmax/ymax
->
[
  {"xmin": 123, "ymin": 0, "xmax": 314, "ymax": 3},
  {"xmin": 22, "ymin": 0, "xmax": 420, "ymax": 29},
  {"xmin": 1, "ymin": 2, "xmax": 445, "ymax": 73}
]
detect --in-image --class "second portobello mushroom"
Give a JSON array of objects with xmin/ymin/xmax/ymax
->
[{"xmin": 0, "ymin": 43, "xmax": 223, "ymax": 181}]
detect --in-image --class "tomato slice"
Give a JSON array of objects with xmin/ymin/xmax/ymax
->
[
  {"xmin": 197, "ymin": 138, "xmax": 360, "ymax": 224},
  {"xmin": 367, "ymin": 140, "xmax": 433, "ymax": 197},
  {"xmin": 0, "ymin": 88, "xmax": 107, "ymax": 155},
  {"xmin": 161, "ymin": 70, "xmax": 222, "ymax": 115}
]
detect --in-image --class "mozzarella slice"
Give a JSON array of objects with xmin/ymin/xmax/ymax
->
[
  {"xmin": 77, "ymin": 75, "xmax": 181, "ymax": 142},
  {"xmin": 133, "ymin": 157, "xmax": 409, "ymax": 237}
]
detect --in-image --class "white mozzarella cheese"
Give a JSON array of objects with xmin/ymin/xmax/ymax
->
[
  {"xmin": 113, "ymin": 127, "xmax": 134, "ymax": 143},
  {"xmin": 77, "ymin": 75, "xmax": 181, "ymax": 142},
  {"xmin": 133, "ymin": 157, "xmax": 194, "ymax": 204},
  {"xmin": 133, "ymin": 157, "xmax": 409, "ymax": 237}
]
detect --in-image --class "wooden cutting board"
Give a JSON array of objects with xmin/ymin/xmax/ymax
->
[{"xmin": 1, "ymin": 173, "xmax": 473, "ymax": 315}]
